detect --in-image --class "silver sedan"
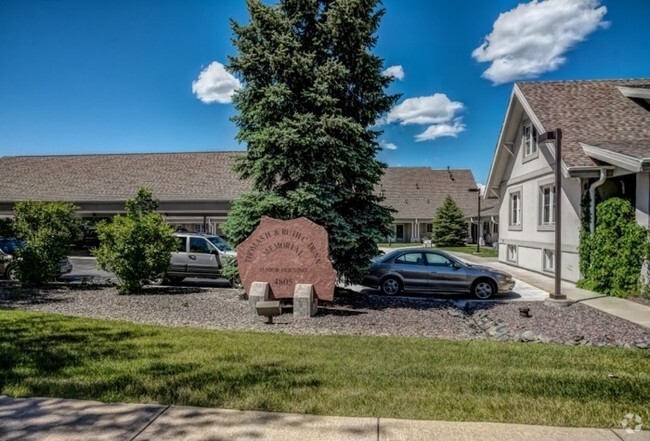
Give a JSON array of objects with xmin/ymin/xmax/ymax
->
[{"xmin": 361, "ymin": 248, "xmax": 515, "ymax": 299}]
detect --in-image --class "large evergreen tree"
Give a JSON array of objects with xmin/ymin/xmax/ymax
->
[
  {"xmin": 223, "ymin": 0, "xmax": 398, "ymax": 284},
  {"xmin": 432, "ymin": 196, "xmax": 467, "ymax": 247}
]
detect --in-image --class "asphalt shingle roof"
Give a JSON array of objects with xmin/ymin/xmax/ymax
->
[
  {"xmin": 378, "ymin": 168, "xmax": 477, "ymax": 219},
  {"xmin": 0, "ymin": 152, "xmax": 251, "ymax": 202},
  {"xmin": 517, "ymin": 79, "xmax": 650, "ymax": 167},
  {"xmin": 0, "ymin": 152, "xmax": 477, "ymax": 220}
]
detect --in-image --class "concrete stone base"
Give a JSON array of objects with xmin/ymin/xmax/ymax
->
[
  {"xmin": 293, "ymin": 284, "xmax": 318, "ymax": 317},
  {"xmin": 249, "ymin": 281, "xmax": 270, "ymax": 315},
  {"xmin": 544, "ymin": 297, "xmax": 573, "ymax": 308}
]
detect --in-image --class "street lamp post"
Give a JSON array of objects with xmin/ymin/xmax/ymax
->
[
  {"xmin": 539, "ymin": 128, "xmax": 567, "ymax": 301},
  {"xmin": 468, "ymin": 187, "xmax": 481, "ymax": 253}
]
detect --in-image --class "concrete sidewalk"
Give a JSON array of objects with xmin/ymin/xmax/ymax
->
[
  {"xmin": 450, "ymin": 252, "xmax": 650, "ymax": 329},
  {"xmin": 1, "ymin": 396, "xmax": 647, "ymax": 441}
]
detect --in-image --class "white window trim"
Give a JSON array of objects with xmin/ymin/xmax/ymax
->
[
  {"xmin": 508, "ymin": 190, "xmax": 522, "ymax": 231},
  {"xmin": 506, "ymin": 244, "xmax": 518, "ymax": 263},
  {"xmin": 542, "ymin": 248, "xmax": 555, "ymax": 273},
  {"xmin": 538, "ymin": 183, "xmax": 556, "ymax": 231},
  {"xmin": 522, "ymin": 121, "xmax": 539, "ymax": 162}
]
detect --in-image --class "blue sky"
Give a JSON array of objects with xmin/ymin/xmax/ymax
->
[{"xmin": 1, "ymin": 0, "xmax": 649, "ymax": 185}]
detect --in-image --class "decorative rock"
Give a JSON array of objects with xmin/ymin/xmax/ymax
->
[
  {"xmin": 294, "ymin": 284, "xmax": 318, "ymax": 318},
  {"xmin": 248, "ymin": 281, "xmax": 270, "ymax": 315},
  {"xmin": 236, "ymin": 217, "xmax": 337, "ymax": 301},
  {"xmin": 635, "ymin": 342, "xmax": 648, "ymax": 349},
  {"xmin": 521, "ymin": 330, "xmax": 536, "ymax": 342}
]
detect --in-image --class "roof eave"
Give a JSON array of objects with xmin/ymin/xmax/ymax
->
[
  {"xmin": 485, "ymin": 84, "xmax": 552, "ymax": 198},
  {"xmin": 484, "ymin": 87, "xmax": 518, "ymax": 199},
  {"xmin": 581, "ymin": 143, "xmax": 648, "ymax": 173}
]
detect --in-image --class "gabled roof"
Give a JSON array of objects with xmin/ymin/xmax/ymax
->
[
  {"xmin": 378, "ymin": 168, "xmax": 477, "ymax": 219},
  {"xmin": 486, "ymin": 79, "xmax": 650, "ymax": 196},
  {"xmin": 0, "ymin": 152, "xmax": 477, "ymax": 221},
  {"xmin": 0, "ymin": 152, "xmax": 251, "ymax": 202}
]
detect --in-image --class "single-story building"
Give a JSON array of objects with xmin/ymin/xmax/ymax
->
[
  {"xmin": 0, "ymin": 152, "xmax": 478, "ymax": 241},
  {"xmin": 485, "ymin": 78, "xmax": 650, "ymax": 282},
  {"xmin": 377, "ymin": 167, "xmax": 478, "ymax": 242}
]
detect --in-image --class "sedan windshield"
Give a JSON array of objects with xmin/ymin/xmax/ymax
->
[
  {"xmin": 0, "ymin": 238, "xmax": 25, "ymax": 255},
  {"xmin": 206, "ymin": 236, "xmax": 233, "ymax": 252}
]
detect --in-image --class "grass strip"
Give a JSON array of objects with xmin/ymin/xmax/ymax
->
[{"xmin": 1, "ymin": 308, "xmax": 647, "ymax": 427}]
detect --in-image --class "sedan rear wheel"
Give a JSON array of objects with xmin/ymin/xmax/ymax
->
[
  {"xmin": 472, "ymin": 279, "xmax": 496, "ymax": 300},
  {"xmin": 380, "ymin": 277, "xmax": 402, "ymax": 296}
]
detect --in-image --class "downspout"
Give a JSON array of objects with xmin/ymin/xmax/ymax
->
[{"xmin": 589, "ymin": 169, "xmax": 607, "ymax": 234}]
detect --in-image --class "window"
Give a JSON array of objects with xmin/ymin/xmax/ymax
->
[
  {"xmin": 543, "ymin": 249, "xmax": 555, "ymax": 272},
  {"xmin": 493, "ymin": 223, "xmax": 499, "ymax": 234},
  {"xmin": 394, "ymin": 253, "xmax": 423, "ymax": 265},
  {"xmin": 176, "ymin": 236, "xmax": 187, "ymax": 253},
  {"xmin": 426, "ymin": 223, "xmax": 433, "ymax": 233},
  {"xmin": 506, "ymin": 245, "xmax": 517, "ymax": 262},
  {"xmin": 539, "ymin": 184, "xmax": 556, "ymax": 226},
  {"xmin": 425, "ymin": 253, "xmax": 453, "ymax": 267},
  {"xmin": 189, "ymin": 237, "xmax": 212, "ymax": 254},
  {"xmin": 509, "ymin": 192, "xmax": 521, "ymax": 228},
  {"xmin": 523, "ymin": 122, "xmax": 538, "ymax": 157}
]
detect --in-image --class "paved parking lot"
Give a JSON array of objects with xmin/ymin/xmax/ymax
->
[{"xmin": 65, "ymin": 256, "xmax": 549, "ymax": 303}]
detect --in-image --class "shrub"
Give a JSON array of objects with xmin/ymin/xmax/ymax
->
[
  {"xmin": 93, "ymin": 188, "xmax": 177, "ymax": 294},
  {"xmin": 578, "ymin": 197, "xmax": 650, "ymax": 297},
  {"xmin": 12, "ymin": 201, "xmax": 80, "ymax": 285},
  {"xmin": 432, "ymin": 196, "xmax": 467, "ymax": 247}
]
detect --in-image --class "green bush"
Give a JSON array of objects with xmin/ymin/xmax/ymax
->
[
  {"xmin": 93, "ymin": 188, "xmax": 177, "ymax": 294},
  {"xmin": 12, "ymin": 201, "xmax": 80, "ymax": 285},
  {"xmin": 432, "ymin": 196, "xmax": 467, "ymax": 247},
  {"xmin": 578, "ymin": 197, "xmax": 650, "ymax": 296}
]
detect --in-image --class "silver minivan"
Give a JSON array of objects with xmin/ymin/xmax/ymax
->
[{"xmin": 164, "ymin": 232, "xmax": 236, "ymax": 284}]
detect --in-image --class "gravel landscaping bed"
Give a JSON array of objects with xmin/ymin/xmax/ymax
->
[{"xmin": 1, "ymin": 284, "xmax": 649, "ymax": 348}]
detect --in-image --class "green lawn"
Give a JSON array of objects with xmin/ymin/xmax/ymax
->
[
  {"xmin": 378, "ymin": 243, "xmax": 498, "ymax": 258},
  {"xmin": 1, "ymin": 309, "xmax": 648, "ymax": 428}
]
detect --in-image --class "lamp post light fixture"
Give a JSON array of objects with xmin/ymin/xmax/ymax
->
[
  {"xmin": 538, "ymin": 128, "xmax": 567, "ymax": 302},
  {"xmin": 468, "ymin": 187, "xmax": 481, "ymax": 253}
]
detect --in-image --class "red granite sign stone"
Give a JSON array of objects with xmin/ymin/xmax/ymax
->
[{"xmin": 236, "ymin": 217, "xmax": 336, "ymax": 301}]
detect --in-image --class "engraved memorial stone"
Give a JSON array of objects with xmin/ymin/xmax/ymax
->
[{"xmin": 237, "ymin": 216, "xmax": 336, "ymax": 301}]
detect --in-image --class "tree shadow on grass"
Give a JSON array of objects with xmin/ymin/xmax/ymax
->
[
  {"xmin": 0, "ymin": 314, "xmax": 153, "ymax": 397},
  {"xmin": 0, "ymin": 312, "xmax": 324, "ymax": 413}
]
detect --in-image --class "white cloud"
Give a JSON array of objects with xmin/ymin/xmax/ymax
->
[
  {"xmin": 382, "ymin": 65, "xmax": 404, "ymax": 81},
  {"xmin": 192, "ymin": 61, "xmax": 241, "ymax": 104},
  {"xmin": 476, "ymin": 183, "xmax": 486, "ymax": 196},
  {"xmin": 380, "ymin": 141, "xmax": 398, "ymax": 150},
  {"xmin": 386, "ymin": 94, "xmax": 464, "ymax": 125},
  {"xmin": 415, "ymin": 121, "xmax": 466, "ymax": 142},
  {"xmin": 472, "ymin": 0, "xmax": 608, "ymax": 85}
]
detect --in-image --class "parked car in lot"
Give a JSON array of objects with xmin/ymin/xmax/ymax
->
[
  {"xmin": 164, "ymin": 232, "xmax": 237, "ymax": 284},
  {"xmin": 0, "ymin": 237, "xmax": 73, "ymax": 281},
  {"xmin": 361, "ymin": 248, "xmax": 515, "ymax": 299}
]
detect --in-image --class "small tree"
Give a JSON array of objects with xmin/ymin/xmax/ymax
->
[
  {"xmin": 578, "ymin": 197, "xmax": 650, "ymax": 296},
  {"xmin": 94, "ymin": 188, "xmax": 177, "ymax": 294},
  {"xmin": 432, "ymin": 196, "xmax": 467, "ymax": 247},
  {"xmin": 12, "ymin": 201, "xmax": 80, "ymax": 285}
]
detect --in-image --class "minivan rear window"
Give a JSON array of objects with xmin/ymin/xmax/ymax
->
[{"xmin": 206, "ymin": 236, "xmax": 233, "ymax": 252}]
